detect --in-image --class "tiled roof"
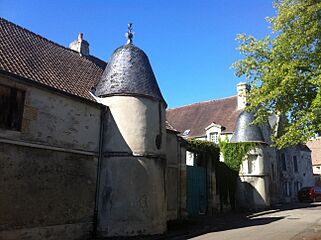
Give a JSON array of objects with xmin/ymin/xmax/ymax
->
[
  {"xmin": 166, "ymin": 120, "xmax": 179, "ymax": 133},
  {"xmin": 0, "ymin": 17, "xmax": 106, "ymax": 101},
  {"xmin": 166, "ymin": 96, "xmax": 241, "ymax": 138},
  {"xmin": 307, "ymin": 139, "xmax": 321, "ymax": 165}
]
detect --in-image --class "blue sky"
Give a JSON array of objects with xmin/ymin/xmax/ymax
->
[{"xmin": 0, "ymin": 0, "xmax": 275, "ymax": 108}]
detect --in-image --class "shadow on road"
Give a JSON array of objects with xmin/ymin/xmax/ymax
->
[
  {"xmin": 95, "ymin": 203, "xmax": 321, "ymax": 240},
  {"xmin": 247, "ymin": 202, "xmax": 321, "ymax": 218},
  {"xmin": 159, "ymin": 202, "xmax": 321, "ymax": 239},
  {"xmin": 163, "ymin": 214, "xmax": 284, "ymax": 240}
]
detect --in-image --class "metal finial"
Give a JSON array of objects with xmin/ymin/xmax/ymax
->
[{"xmin": 125, "ymin": 23, "xmax": 134, "ymax": 44}]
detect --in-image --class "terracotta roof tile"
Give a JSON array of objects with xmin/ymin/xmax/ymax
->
[
  {"xmin": 166, "ymin": 120, "xmax": 179, "ymax": 133},
  {"xmin": 166, "ymin": 96, "xmax": 241, "ymax": 138},
  {"xmin": 0, "ymin": 17, "xmax": 106, "ymax": 101}
]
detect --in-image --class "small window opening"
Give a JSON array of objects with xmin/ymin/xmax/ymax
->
[
  {"xmin": 281, "ymin": 153, "xmax": 286, "ymax": 171},
  {"xmin": 155, "ymin": 134, "xmax": 161, "ymax": 149},
  {"xmin": 248, "ymin": 154, "xmax": 257, "ymax": 174},
  {"xmin": 293, "ymin": 156, "xmax": 298, "ymax": 172},
  {"xmin": 271, "ymin": 163, "xmax": 275, "ymax": 180},
  {"xmin": 0, "ymin": 84, "xmax": 25, "ymax": 131}
]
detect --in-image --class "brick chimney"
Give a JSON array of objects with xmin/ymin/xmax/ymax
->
[
  {"xmin": 69, "ymin": 33, "xmax": 89, "ymax": 56},
  {"xmin": 237, "ymin": 82, "xmax": 250, "ymax": 110}
]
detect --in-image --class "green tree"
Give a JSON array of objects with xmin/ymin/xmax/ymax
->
[{"xmin": 232, "ymin": 0, "xmax": 321, "ymax": 148}]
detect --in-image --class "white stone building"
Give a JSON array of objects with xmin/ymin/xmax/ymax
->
[{"xmin": 167, "ymin": 82, "xmax": 315, "ymax": 209}]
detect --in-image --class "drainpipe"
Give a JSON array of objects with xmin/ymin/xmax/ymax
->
[
  {"xmin": 93, "ymin": 105, "xmax": 107, "ymax": 238},
  {"xmin": 177, "ymin": 135, "xmax": 181, "ymax": 219}
]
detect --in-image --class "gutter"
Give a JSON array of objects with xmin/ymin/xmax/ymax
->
[{"xmin": 93, "ymin": 105, "xmax": 107, "ymax": 238}]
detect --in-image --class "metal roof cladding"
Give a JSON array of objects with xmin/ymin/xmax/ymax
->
[
  {"xmin": 96, "ymin": 43, "xmax": 166, "ymax": 106},
  {"xmin": 230, "ymin": 111, "xmax": 265, "ymax": 143},
  {"xmin": 96, "ymin": 23, "xmax": 166, "ymax": 106}
]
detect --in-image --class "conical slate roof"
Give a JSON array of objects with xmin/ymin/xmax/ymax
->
[
  {"xmin": 96, "ymin": 43, "xmax": 166, "ymax": 105},
  {"xmin": 230, "ymin": 111, "xmax": 265, "ymax": 143}
]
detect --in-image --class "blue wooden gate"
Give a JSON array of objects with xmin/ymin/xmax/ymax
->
[{"xmin": 187, "ymin": 166, "xmax": 207, "ymax": 216}]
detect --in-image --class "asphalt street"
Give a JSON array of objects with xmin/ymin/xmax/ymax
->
[
  {"xmin": 188, "ymin": 203, "xmax": 321, "ymax": 240},
  {"xmin": 96, "ymin": 202, "xmax": 321, "ymax": 240}
]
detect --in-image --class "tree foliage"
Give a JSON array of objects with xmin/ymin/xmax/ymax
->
[{"xmin": 232, "ymin": 0, "xmax": 321, "ymax": 148}]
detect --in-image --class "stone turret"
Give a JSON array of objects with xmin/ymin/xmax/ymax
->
[
  {"xmin": 96, "ymin": 24, "xmax": 167, "ymax": 237},
  {"xmin": 230, "ymin": 111, "xmax": 272, "ymax": 209}
]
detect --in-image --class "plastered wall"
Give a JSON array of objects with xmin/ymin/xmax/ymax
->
[
  {"xmin": 0, "ymin": 75, "xmax": 101, "ymax": 239},
  {"xmin": 99, "ymin": 96, "xmax": 166, "ymax": 156},
  {"xmin": 97, "ymin": 95, "xmax": 167, "ymax": 237},
  {"xmin": 0, "ymin": 75, "xmax": 101, "ymax": 152}
]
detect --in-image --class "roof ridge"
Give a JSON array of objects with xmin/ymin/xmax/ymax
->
[
  {"xmin": 167, "ymin": 95, "xmax": 237, "ymax": 111},
  {"xmin": 0, "ymin": 17, "xmax": 105, "ymax": 66}
]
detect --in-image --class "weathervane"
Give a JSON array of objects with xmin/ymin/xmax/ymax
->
[{"xmin": 125, "ymin": 23, "xmax": 134, "ymax": 44}]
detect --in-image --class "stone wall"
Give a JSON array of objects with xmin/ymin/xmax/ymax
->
[
  {"xmin": 0, "ymin": 143, "xmax": 97, "ymax": 240},
  {"xmin": 0, "ymin": 75, "xmax": 102, "ymax": 239},
  {"xmin": 166, "ymin": 132, "xmax": 179, "ymax": 221},
  {"xmin": 97, "ymin": 156, "xmax": 166, "ymax": 236},
  {"xmin": 97, "ymin": 95, "xmax": 167, "ymax": 237},
  {"xmin": 165, "ymin": 132, "xmax": 187, "ymax": 221},
  {"xmin": 237, "ymin": 145, "xmax": 273, "ymax": 209},
  {"xmin": 279, "ymin": 147, "xmax": 314, "ymax": 202},
  {"xmin": 0, "ymin": 74, "xmax": 101, "ymax": 152}
]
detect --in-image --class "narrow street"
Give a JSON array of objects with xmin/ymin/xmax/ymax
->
[
  {"xmin": 156, "ymin": 203, "xmax": 321, "ymax": 240},
  {"xmin": 188, "ymin": 203, "xmax": 321, "ymax": 240}
]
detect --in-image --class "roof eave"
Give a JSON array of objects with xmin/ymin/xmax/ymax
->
[{"xmin": 0, "ymin": 70, "xmax": 103, "ymax": 108}]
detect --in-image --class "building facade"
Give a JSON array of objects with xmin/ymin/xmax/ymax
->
[
  {"xmin": 307, "ymin": 138, "xmax": 321, "ymax": 175},
  {"xmin": 0, "ymin": 18, "xmax": 186, "ymax": 239},
  {"xmin": 167, "ymin": 82, "xmax": 314, "ymax": 209}
]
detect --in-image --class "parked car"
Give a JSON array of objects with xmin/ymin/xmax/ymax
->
[{"xmin": 298, "ymin": 186, "xmax": 321, "ymax": 202}]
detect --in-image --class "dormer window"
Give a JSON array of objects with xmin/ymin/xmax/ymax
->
[
  {"xmin": 210, "ymin": 132, "xmax": 218, "ymax": 143},
  {"xmin": 205, "ymin": 122, "xmax": 222, "ymax": 143}
]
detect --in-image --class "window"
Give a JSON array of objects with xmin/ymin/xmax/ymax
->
[
  {"xmin": 281, "ymin": 153, "xmax": 286, "ymax": 171},
  {"xmin": 210, "ymin": 132, "xmax": 218, "ymax": 143},
  {"xmin": 293, "ymin": 156, "xmax": 298, "ymax": 173},
  {"xmin": 294, "ymin": 181, "xmax": 301, "ymax": 193},
  {"xmin": 284, "ymin": 181, "xmax": 292, "ymax": 197},
  {"xmin": 248, "ymin": 155, "xmax": 257, "ymax": 174},
  {"xmin": 271, "ymin": 163, "xmax": 275, "ymax": 181},
  {"xmin": 0, "ymin": 84, "xmax": 25, "ymax": 131},
  {"xmin": 186, "ymin": 151, "xmax": 194, "ymax": 166}
]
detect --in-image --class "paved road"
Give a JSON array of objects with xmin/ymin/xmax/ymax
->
[
  {"xmin": 97, "ymin": 203, "xmax": 321, "ymax": 240},
  {"xmin": 189, "ymin": 203, "xmax": 321, "ymax": 240}
]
